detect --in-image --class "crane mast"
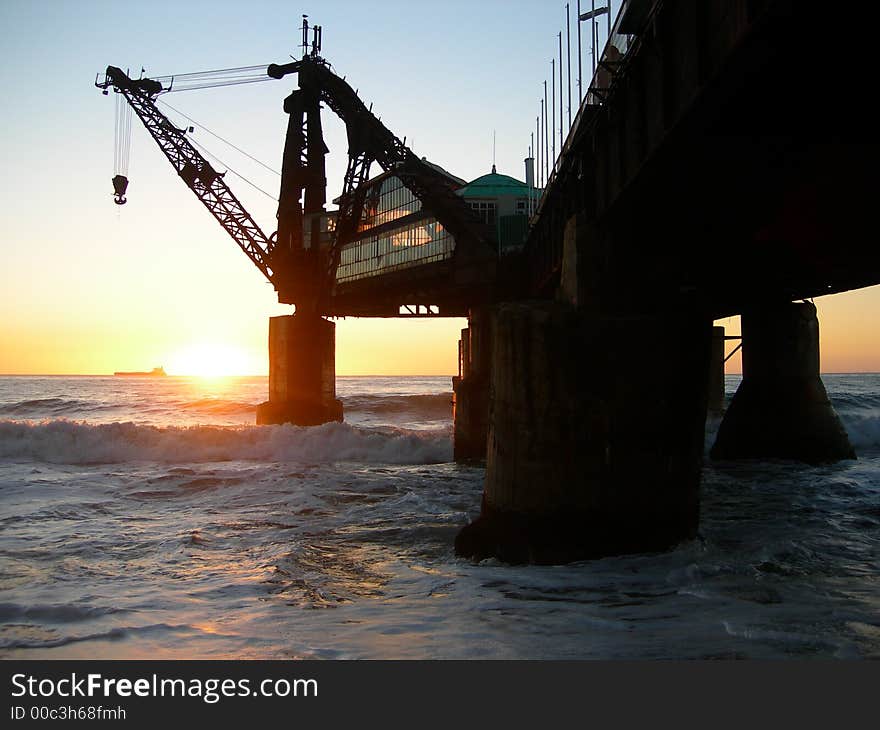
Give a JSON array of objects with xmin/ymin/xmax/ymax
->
[{"xmin": 267, "ymin": 56, "xmax": 492, "ymax": 308}]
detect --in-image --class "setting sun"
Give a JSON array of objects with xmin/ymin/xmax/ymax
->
[{"xmin": 165, "ymin": 343, "xmax": 261, "ymax": 377}]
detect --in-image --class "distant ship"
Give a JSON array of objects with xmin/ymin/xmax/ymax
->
[{"xmin": 113, "ymin": 366, "xmax": 167, "ymax": 377}]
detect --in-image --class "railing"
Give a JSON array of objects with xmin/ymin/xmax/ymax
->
[
  {"xmin": 583, "ymin": 1, "xmax": 639, "ymax": 106},
  {"xmin": 336, "ymin": 1, "xmax": 653, "ymax": 290},
  {"xmin": 526, "ymin": 0, "xmax": 659, "ymax": 294},
  {"xmin": 531, "ymin": 0, "xmax": 650, "ymax": 214}
]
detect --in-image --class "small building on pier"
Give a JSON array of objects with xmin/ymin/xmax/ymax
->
[
  {"xmin": 456, "ymin": 165, "xmax": 535, "ymax": 253},
  {"xmin": 335, "ymin": 160, "xmax": 537, "ymax": 285}
]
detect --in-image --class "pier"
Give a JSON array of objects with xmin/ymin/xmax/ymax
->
[{"xmin": 98, "ymin": 0, "xmax": 880, "ymax": 563}]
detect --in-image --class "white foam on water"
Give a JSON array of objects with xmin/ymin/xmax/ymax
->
[
  {"xmin": 838, "ymin": 411, "xmax": 880, "ymax": 451},
  {"xmin": 0, "ymin": 420, "xmax": 453, "ymax": 465}
]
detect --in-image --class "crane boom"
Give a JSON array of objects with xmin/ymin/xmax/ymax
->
[{"xmin": 96, "ymin": 66, "xmax": 275, "ymax": 283}]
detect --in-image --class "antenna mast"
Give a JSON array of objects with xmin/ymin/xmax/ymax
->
[
  {"xmin": 300, "ymin": 15, "xmax": 323, "ymax": 58},
  {"xmin": 492, "ymin": 130, "xmax": 496, "ymax": 172}
]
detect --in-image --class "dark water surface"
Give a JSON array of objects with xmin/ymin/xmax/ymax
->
[{"xmin": 0, "ymin": 374, "xmax": 877, "ymax": 658}]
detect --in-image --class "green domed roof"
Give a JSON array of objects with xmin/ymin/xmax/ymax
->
[{"xmin": 457, "ymin": 167, "xmax": 530, "ymax": 198}]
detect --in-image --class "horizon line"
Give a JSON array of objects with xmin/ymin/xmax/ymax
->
[
  {"xmin": 2, "ymin": 371, "xmax": 880, "ymax": 378},
  {"xmin": 0, "ymin": 370, "xmax": 880, "ymax": 380},
  {"xmin": 0, "ymin": 372, "xmax": 460, "ymax": 378}
]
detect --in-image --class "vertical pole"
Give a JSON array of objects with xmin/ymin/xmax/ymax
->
[
  {"xmin": 301, "ymin": 16, "xmax": 309, "ymax": 59},
  {"xmin": 577, "ymin": 0, "xmax": 583, "ymax": 103},
  {"xmin": 530, "ymin": 132, "xmax": 535, "ymax": 213},
  {"xmin": 558, "ymin": 32, "xmax": 564, "ymax": 152},
  {"xmin": 538, "ymin": 99, "xmax": 547, "ymax": 187},
  {"xmin": 536, "ymin": 115, "xmax": 541, "ymax": 192},
  {"xmin": 527, "ymin": 137, "xmax": 531, "ymax": 214},
  {"xmin": 539, "ymin": 102, "xmax": 544, "ymax": 188},
  {"xmin": 607, "ymin": 0, "xmax": 612, "ymax": 40},
  {"xmin": 591, "ymin": 0, "xmax": 597, "ymax": 76},
  {"xmin": 551, "ymin": 60, "xmax": 556, "ymax": 173},
  {"xmin": 529, "ymin": 132, "xmax": 535, "ymax": 217},
  {"xmin": 543, "ymin": 81, "xmax": 549, "ymax": 183},
  {"xmin": 566, "ymin": 4, "xmax": 572, "ymax": 130}
]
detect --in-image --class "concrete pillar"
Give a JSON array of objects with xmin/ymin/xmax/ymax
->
[
  {"xmin": 708, "ymin": 326, "xmax": 726, "ymax": 413},
  {"xmin": 256, "ymin": 314, "xmax": 343, "ymax": 426},
  {"xmin": 455, "ymin": 301, "xmax": 712, "ymax": 564},
  {"xmin": 452, "ymin": 311, "xmax": 491, "ymax": 461},
  {"xmin": 710, "ymin": 301, "xmax": 854, "ymax": 462}
]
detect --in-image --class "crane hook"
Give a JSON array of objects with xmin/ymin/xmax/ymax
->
[{"xmin": 112, "ymin": 174, "xmax": 129, "ymax": 205}]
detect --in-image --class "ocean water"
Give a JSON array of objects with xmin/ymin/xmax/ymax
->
[{"xmin": 0, "ymin": 373, "xmax": 878, "ymax": 659}]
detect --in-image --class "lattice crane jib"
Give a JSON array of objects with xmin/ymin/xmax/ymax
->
[{"xmin": 95, "ymin": 67, "xmax": 276, "ymax": 285}]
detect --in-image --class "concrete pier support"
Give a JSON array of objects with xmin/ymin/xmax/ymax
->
[
  {"xmin": 455, "ymin": 302, "xmax": 712, "ymax": 564},
  {"xmin": 710, "ymin": 301, "xmax": 854, "ymax": 462},
  {"xmin": 708, "ymin": 326, "xmax": 726, "ymax": 414},
  {"xmin": 256, "ymin": 314, "xmax": 343, "ymax": 426},
  {"xmin": 452, "ymin": 309, "xmax": 491, "ymax": 461}
]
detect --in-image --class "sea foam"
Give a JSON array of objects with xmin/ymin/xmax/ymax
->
[
  {"xmin": 0, "ymin": 420, "xmax": 452, "ymax": 465},
  {"xmin": 838, "ymin": 411, "xmax": 880, "ymax": 451}
]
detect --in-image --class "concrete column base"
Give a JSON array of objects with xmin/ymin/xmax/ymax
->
[
  {"xmin": 452, "ymin": 312, "xmax": 492, "ymax": 461},
  {"xmin": 710, "ymin": 302, "xmax": 853, "ymax": 463},
  {"xmin": 255, "ymin": 314, "xmax": 343, "ymax": 427},
  {"xmin": 455, "ymin": 301, "xmax": 712, "ymax": 564},
  {"xmin": 256, "ymin": 398, "xmax": 342, "ymax": 426},
  {"xmin": 708, "ymin": 326, "xmax": 726, "ymax": 414},
  {"xmin": 452, "ymin": 375, "xmax": 489, "ymax": 461}
]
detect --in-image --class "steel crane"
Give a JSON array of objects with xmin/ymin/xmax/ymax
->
[{"xmin": 95, "ymin": 21, "xmax": 489, "ymax": 315}]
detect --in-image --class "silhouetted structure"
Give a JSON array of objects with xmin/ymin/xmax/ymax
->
[{"xmin": 98, "ymin": 2, "xmax": 880, "ymax": 562}]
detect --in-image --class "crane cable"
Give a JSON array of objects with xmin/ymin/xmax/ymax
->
[
  {"xmin": 156, "ymin": 98, "xmax": 280, "ymax": 176},
  {"xmin": 150, "ymin": 64, "xmax": 275, "ymax": 93},
  {"xmin": 187, "ymin": 136, "xmax": 279, "ymax": 202},
  {"xmin": 114, "ymin": 91, "xmax": 133, "ymax": 177},
  {"xmin": 111, "ymin": 65, "xmax": 282, "ymax": 204},
  {"xmin": 112, "ymin": 90, "xmax": 133, "ymax": 203},
  {"xmin": 153, "ymin": 98, "xmax": 280, "ymax": 201}
]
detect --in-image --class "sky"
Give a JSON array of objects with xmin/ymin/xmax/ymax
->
[{"xmin": 0, "ymin": 0, "xmax": 878, "ymax": 375}]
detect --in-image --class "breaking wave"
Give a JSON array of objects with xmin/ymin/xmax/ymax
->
[
  {"xmin": 178, "ymin": 398, "xmax": 256, "ymax": 416},
  {"xmin": 702, "ymin": 409, "xmax": 879, "ymax": 453},
  {"xmin": 832, "ymin": 393, "xmax": 880, "ymax": 411},
  {"xmin": 343, "ymin": 393, "xmax": 452, "ymax": 417},
  {"xmin": 0, "ymin": 398, "xmax": 119, "ymax": 417},
  {"xmin": 0, "ymin": 393, "xmax": 454, "ymax": 422},
  {"xmin": 838, "ymin": 411, "xmax": 880, "ymax": 451},
  {"xmin": 0, "ymin": 420, "xmax": 452, "ymax": 465}
]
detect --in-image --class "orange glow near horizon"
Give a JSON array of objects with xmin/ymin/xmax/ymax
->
[
  {"xmin": 0, "ymin": 314, "xmax": 465, "ymax": 377},
  {"xmin": 1, "ymin": 290, "xmax": 879, "ymax": 376},
  {"xmin": 164, "ymin": 343, "xmax": 260, "ymax": 377}
]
